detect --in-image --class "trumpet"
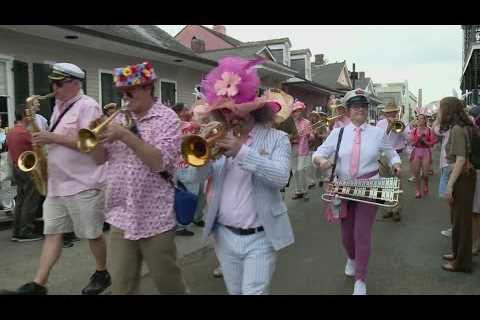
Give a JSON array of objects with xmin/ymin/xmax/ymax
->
[
  {"xmin": 296, "ymin": 115, "xmax": 341, "ymax": 136},
  {"xmin": 77, "ymin": 103, "xmax": 133, "ymax": 153},
  {"xmin": 181, "ymin": 121, "xmax": 227, "ymax": 167}
]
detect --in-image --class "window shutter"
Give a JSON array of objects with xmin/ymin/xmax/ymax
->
[
  {"xmin": 100, "ymin": 73, "xmax": 121, "ymax": 107},
  {"xmin": 33, "ymin": 63, "xmax": 54, "ymax": 120},
  {"xmin": 13, "ymin": 60, "xmax": 29, "ymax": 108},
  {"xmin": 161, "ymin": 81, "xmax": 176, "ymax": 107}
]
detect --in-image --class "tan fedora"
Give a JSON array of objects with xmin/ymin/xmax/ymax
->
[{"xmin": 383, "ymin": 102, "xmax": 400, "ymax": 113}]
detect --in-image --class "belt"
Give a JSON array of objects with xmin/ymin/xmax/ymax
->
[{"xmin": 225, "ymin": 225, "xmax": 264, "ymax": 236}]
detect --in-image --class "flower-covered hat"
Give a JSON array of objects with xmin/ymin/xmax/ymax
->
[{"xmin": 113, "ymin": 62, "xmax": 156, "ymax": 88}]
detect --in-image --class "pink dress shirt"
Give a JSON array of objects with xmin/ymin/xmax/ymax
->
[
  {"xmin": 294, "ymin": 118, "xmax": 313, "ymax": 156},
  {"xmin": 104, "ymin": 102, "xmax": 181, "ymax": 240},
  {"xmin": 218, "ymin": 133, "xmax": 260, "ymax": 229},
  {"xmin": 376, "ymin": 118, "xmax": 410, "ymax": 151},
  {"xmin": 48, "ymin": 93, "xmax": 105, "ymax": 197}
]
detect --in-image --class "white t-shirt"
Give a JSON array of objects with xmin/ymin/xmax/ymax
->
[{"xmin": 35, "ymin": 114, "xmax": 49, "ymax": 131}]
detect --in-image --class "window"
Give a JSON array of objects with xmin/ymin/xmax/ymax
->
[
  {"xmin": 0, "ymin": 61, "xmax": 8, "ymax": 127},
  {"xmin": 160, "ymin": 80, "xmax": 177, "ymax": 107},
  {"xmin": 99, "ymin": 71, "xmax": 122, "ymax": 107}
]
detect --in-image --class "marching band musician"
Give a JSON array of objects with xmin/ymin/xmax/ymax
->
[
  {"xmin": 90, "ymin": 62, "xmax": 187, "ymax": 294},
  {"xmin": 330, "ymin": 100, "xmax": 351, "ymax": 129},
  {"xmin": 13, "ymin": 63, "xmax": 110, "ymax": 295},
  {"xmin": 313, "ymin": 89, "xmax": 401, "ymax": 295},
  {"xmin": 376, "ymin": 102, "xmax": 410, "ymax": 221},
  {"xmin": 291, "ymin": 101, "xmax": 316, "ymax": 199},
  {"xmin": 184, "ymin": 57, "xmax": 294, "ymax": 295}
]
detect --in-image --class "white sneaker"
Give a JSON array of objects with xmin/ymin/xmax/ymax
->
[
  {"xmin": 441, "ymin": 228, "xmax": 452, "ymax": 237},
  {"xmin": 345, "ymin": 259, "xmax": 355, "ymax": 277},
  {"xmin": 213, "ymin": 266, "xmax": 223, "ymax": 278},
  {"xmin": 408, "ymin": 176, "xmax": 416, "ymax": 182},
  {"xmin": 353, "ymin": 280, "xmax": 367, "ymax": 295}
]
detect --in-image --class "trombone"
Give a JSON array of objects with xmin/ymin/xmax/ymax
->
[
  {"xmin": 386, "ymin": 114, "xmax": 406, "ymax": 134},
  {"xmin": 77, "ymin": 103, "xmax": 133, "ymax": 153}
]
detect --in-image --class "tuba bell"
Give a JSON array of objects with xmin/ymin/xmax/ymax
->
[
  {"xmin": 77, "ymin": 103, "xmax": 133, "ymax": 153},
  {"xmin": 180, "ymin": 121, "xmax": 228, "ymax": 167}
]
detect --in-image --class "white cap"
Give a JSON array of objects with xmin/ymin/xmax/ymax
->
[
  {"xmin": 342, "ymin": 89, "xmax": 370, "ymax": 107},
  {"xmin": 48, "ymin": 63, "xmax": 85, "ymax": 80}
]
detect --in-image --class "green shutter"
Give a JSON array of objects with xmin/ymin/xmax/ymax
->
[
  {"xmin": 13, "ymin": 60, "xmax": 29, "ymax": 108},
  {"xmin": 33, "ymin": 63, "xmax": 54, "ymax": 120},
  {"xmin": 161, "ymin": 81, "xmax": 176, "ymax": 107},
  {"xmin": 100, "ymin": 73, "xmax": 121, "ymax": 107}
]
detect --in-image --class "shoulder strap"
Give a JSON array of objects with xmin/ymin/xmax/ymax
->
[
  {"xmin": 329, "ymin": 127, "xmax": 344, "ymax": 182},
  {"xmin": 49, "ymin": 99, "xmax": 80, "ymax": 133}
]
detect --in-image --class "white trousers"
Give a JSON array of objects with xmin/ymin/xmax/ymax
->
[
  {"xmin": 214, "ymin": 225, "xmax": 277, "ymax": 295},
  {"xmin": 291, "ymin": 149, "xmax": 315, "ymax": 194}
]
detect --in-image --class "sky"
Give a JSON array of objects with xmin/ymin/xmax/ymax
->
[{"xmin": 158, "ymin": 25, "xmax": 463, "ymax": 105}]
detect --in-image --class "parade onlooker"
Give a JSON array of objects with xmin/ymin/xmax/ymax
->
[
  {"xmin": 13, "ymin": 63, "xmax": 110, "ymax": 295},
  {"xmin": 440, "ymin": 97, "xmax": 476, "ymax": 273},
  {"xmin": 410, "ymin": 113, "xmax": 437, "ymax": 198},
  {"xmin": 91, "ymin": 62, "xmax": 186, "ymax": 294},
  {"xmin": 291, "ymin": 101, "xmax": 314, "ymax": 199},
  {"xmin": 313, "ymin": 89, "xmax": 401, "ymax": 295},
  {"xmin": 433, "ymin": 116, "xmax": 453, "ymax": 237},
  {"xmin": 7, "ymin": 106, "xmax": 44, "ymax": 242}
]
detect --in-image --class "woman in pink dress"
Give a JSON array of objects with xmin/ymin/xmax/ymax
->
[{"xmin": 410, "ymin": 113, "xmax": 437, "ymax": 198}]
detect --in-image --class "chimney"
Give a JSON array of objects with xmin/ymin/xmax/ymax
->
[
  {"xmin": 314, "ymin": 54, "xmax": 324, "ymax": 65},
  {"xmin": 191, "ymin": 37, "xmax": 205, "ymax": 53},
  {"xmin": 359, "ymin": 72, "xmax": 365, "ymax": 80},
  {"xmin": 212, "ymin": 25, "xmax": 226, "ymax": 35}
]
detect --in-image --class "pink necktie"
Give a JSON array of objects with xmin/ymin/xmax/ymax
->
[{"xmin": 349, "ymin": 127, "xmax": 361, "ymax": 178}]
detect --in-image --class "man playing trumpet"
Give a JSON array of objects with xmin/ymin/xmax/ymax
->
[
  {"xmin": 376, "ymin": 102, "xmax": 410, "ymax": 221},
  {"xmin": 89, "ymin": 62, "xmax": 186, "ymax": 295},
  {"xmin": 182, "ymin": 57, "xmax": 294, "ymax": 295}
]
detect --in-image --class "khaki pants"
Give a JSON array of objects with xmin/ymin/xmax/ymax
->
[{"xmin": 109, "ymin": 226, "xmax": 187, "ymax": 295}]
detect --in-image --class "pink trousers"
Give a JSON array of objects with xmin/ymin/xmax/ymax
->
[{"xmin": 340, "ymin": 201, "xmax": 377, "ymax": 281}]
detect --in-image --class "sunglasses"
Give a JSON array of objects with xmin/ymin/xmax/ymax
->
[{"xmin": 50, "ymin": 78, "xmax": 75, "ymax": 88}]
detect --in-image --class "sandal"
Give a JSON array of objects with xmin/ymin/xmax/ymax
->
[{"xmin": 442, "ymin": 254, "xmax": 455, "ymax": 261}]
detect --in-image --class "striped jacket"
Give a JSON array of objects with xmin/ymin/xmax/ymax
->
[{"xmin": 185, "ymin": 124, "xmax": 295, "ymax": 251}]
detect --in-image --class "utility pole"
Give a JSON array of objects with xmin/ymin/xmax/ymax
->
[{"xmin": 350, "ymin": 63, "xmax": 358, "ymax": 89}]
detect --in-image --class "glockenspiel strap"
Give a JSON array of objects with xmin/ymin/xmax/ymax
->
[{"xmin": 329, "ymin": 127, "xmax": 344, "ymax": 182}]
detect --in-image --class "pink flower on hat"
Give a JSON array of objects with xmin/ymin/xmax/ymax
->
[{"xmin": 214, "ymin": 72, "xmax": 241, "ymax": 98}]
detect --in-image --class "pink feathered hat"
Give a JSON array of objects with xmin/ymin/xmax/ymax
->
[
  {"xmin": 292, "ymin": 100, "xmax": 306, "ymax": 112},
  {"xmin": 200, "ymin": 56, "xmax": 280, "ymax": 116}
]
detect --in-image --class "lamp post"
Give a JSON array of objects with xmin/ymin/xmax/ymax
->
[{"xmin": 350, "ymin": 63, "xmax": 358, "ymax": 89}]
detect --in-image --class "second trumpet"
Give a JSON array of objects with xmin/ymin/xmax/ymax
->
[{"xmin": 77, "ymin": 103, "xmax": 133, "ymax": 153}]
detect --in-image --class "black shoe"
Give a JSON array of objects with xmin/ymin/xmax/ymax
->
[
  {"xmin": 176, "ymin": 229, "xmax": 195, "ymax": 236},
  {"xmin": 193, "ymin": 220, "xmax": 205, "ymax": 227},
  {"xmin": 16, "ymin": 233, "xmax": 44, "ymax": 243},
  {"xmin": 308, "ymin": 183, "xmax": 316, "ymax": 190},
  {"xmin": 15, "ymin": 282, "xmax": 47, "ymax": 295},
  {"xmin": 63, "ymin": 240, "xmax": 74, "ymax": 248},
  {"xmin": 81, "ymin": 271, "xmax": 111, "ymax": 295}
]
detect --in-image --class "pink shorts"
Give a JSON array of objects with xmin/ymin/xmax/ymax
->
[{"xmin": 411, "ymin": 147, "xmax": 431, "ymax": 162}]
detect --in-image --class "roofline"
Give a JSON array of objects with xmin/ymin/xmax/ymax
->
[
  {"xmin": 285, "ymin": 77, "xmax": 344, "ymax": 95},
  {"xmin": 199, "ymin": 43, "xmax": 268, "ymax": 53},
  {"xmin": 54, "ymin": 25, "xmax": 218, "ymax": 67},
  {"xmin": 197, "ymin": 25, "xmax": 243, "ymax": 47},
  {"xmin": 174, "ymin": 25, "xmax": 189, "ymax": 38},
  {"xmin": 244, "ymin": 38, "xmax": 292, "ymax": 47}
]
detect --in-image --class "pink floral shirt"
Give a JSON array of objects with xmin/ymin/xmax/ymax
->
[
  {"xmin": 104, "ymin": 102, "xmax": 181, "ymax": 240},
  {"xmin": 294, "ymin": 118, "xmax": 313, "ymax": 156}
]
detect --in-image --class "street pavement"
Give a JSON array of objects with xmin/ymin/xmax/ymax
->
[{"xmin": 2, "ymin": 147, "xmax": 480, "ymax": 294}]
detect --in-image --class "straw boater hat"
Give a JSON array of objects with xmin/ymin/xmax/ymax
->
[{"xmin": 383, "ymin": 101, "xmax": 400, "ymax": 113}]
